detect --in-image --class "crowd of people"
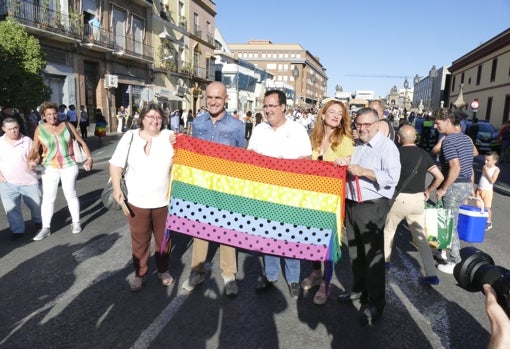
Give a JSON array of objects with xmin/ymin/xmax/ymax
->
[{"xmin": 0, "ymin": 86, "xmax": 508, "ymax": 343}]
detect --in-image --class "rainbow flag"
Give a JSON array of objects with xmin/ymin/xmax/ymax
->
[{"xmin": 165, "ymin": 135, "xmax": 346, "ymax": 266}]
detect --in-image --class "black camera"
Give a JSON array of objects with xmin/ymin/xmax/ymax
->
[{"xmin": 454, "ymin": 247, "xmax": 510, "ymax": 316}]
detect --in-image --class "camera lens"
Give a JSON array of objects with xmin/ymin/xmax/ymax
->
[
  {"xmin": 454, "ymin": 247, "xmax": 510, "ymax": 316},
  {"xmin": 454, "ymin": 247, "xmax": 496, "ymax": 292}
]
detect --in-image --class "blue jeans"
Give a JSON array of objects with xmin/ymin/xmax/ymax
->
[
  {"xmin": 0, "ymin": 182, "xmax": 42, "ymax": 234},
  {"xmin": 264, "ymin": 255, "xmax": 300, "ymax": 284},
  {"xmin": 442, "ymin": 182, "xmax": 471, "ymax": 263}
]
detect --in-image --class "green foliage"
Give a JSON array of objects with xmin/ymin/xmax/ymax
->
[{"xmin": 0, "ymin": 18, "xmax": 50, "ymax": 110}]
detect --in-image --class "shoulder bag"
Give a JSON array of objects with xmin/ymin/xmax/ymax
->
[
  {"xmin": 65, "ymin": 121, "xmax": 87, "ymax": 163},
  {"xmin": 101, "ymin": 131, "xmax": 134, "ymax": 210},
  {"xmin": 389, "ymin": 151, "xmax": 423, "ymax": 207}
]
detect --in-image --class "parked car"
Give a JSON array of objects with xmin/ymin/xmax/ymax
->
[
  {"xmin": 412, "ymin": 117, "xmax": 439, "ymax": 152},
  {"xmin": 464, "ymin": 120, "xmax": 500, "ymax": 153}
]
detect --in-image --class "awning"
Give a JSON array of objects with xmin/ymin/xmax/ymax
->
[{"xmin": 154, "ymin": 86, "xmax": 183, "ymax": 101}]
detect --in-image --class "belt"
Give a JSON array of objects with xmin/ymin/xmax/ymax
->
[{"xmin": 346, "ymin": 197, "xmax": 388, "ymax": 205}]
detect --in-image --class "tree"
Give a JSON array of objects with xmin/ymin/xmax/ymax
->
[{"xmin": 0, "ymin": 18, "xmax": 51, "ymax": 111}]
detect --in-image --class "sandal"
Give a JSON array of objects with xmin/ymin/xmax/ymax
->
[
  {"xmin": 158, "ymin": 272, "xmax": 174, "ymax": 286},
  {"xmin": 301, "ymin": 271, "xmax": 322, "ymax": 290},
  {"xmin": 130, "ymin": 275, "xmax": 146, "ymax": 292},
  {"xmin": 313, "ymin": 281, "xmax": 329, "ymax": 305}
]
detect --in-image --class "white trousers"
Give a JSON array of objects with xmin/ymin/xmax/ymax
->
[{"xmin": 40, "ymin": 165, "xmax": 80, "ymax": 228}]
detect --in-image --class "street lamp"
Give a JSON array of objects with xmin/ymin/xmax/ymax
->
[
  {"xmin": 428, "ymin": 65, "xmax": 438, "ymax": 112},
  {"xmin": 413, "ymin": 74, "xmax": 420, "ymax": 86},
  {"xmin": 292, "ymin": 65, "xmax": 299, "ymax": 107},
  {"xmin": 403, "ymin": 78, "xmax": 409, "ymax": 109}
]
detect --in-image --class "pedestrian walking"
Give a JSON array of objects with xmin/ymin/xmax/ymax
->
[
  {"xmin": 384, "ymin": 125, "xmax": 444, "ymax": 285},
  {"xmin": 0, "ymin": 117, "xmax": 42, "ymax": 240},
  {"xmin": 28, "ymin": 102, "xmax": 93, "ymax": 241}
]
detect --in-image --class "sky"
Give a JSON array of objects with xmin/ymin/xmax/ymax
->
[{"xmin": 215, "ymin": 0, "xmax": 510, "ymax": 99}]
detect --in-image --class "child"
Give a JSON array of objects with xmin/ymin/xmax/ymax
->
[{"xmin": 476, "ymin": 152, "xmax": 500, "ymax": 230}]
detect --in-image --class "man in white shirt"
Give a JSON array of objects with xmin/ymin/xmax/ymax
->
[{"xmin": 248, "ymin": 89, "xmax": 312, "ymax": 299}]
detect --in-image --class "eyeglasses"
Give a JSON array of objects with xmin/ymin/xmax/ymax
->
[
  {"xmin": 263, "ymin": 104, "xmax": 281, "ymax": 109},
  {"xmin": 354, "ymin": 121, "xmax": 377, "ymax": 129},
  {"xmin": 146, "ymin": 115, "xmax": 163, "ymax": 121}
]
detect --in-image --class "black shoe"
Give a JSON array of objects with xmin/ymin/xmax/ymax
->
[
  {"xmin": 34, "ymin": 223, "xmax": 42, "ymax": 230},
  {"xmin": 289, "ymin": 282, "xmax": 300, "ymax": 300},
  {"xmin": 255, "ymin": 276, "xmax": 274, "ymax": 293},
  {"xmin": 10, "ymin": 233, "xmax": 24, "ymax": 241},
  {"xmin": 360, "ymin": 306, "xmax": 383, "ymax": 326},
  {"xmin": 337, "ymin": 291, "xmax": 362, "ymax": 303}
]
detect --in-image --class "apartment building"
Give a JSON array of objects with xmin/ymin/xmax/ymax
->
[
  {"xmin": 152, "ymin": 0, "xmax": 216, "ymax": 117},
  {"xmin": 228, "ymin": 40, "xmax": 328, "ymax": 108},
  {"xmin": 1, "ymin": 0, "xmax": 216, "ymax": 130},
  {"xmin": 448, "ymin": 28, "xmax": 510, "ymax": 127}
]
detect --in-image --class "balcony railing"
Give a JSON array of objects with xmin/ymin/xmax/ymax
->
[
  {"xmin": 0, "ymin": 0, "xmax": 152, "ymax": 62},
  {"xmin": 193, "ymin": 26, "xmax": 202, "ymax": 39},
  {"xmin": 207, "ymin": 33, "xmax": 214, "ymax": 45},
  {"xmin": 1, "ymin": 0, "xmax": 82, "ymax": 40}
]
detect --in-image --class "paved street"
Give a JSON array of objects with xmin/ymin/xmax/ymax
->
[{"xmin": 1, "ymin": 131, "xmax": 510, "ymax": 348}]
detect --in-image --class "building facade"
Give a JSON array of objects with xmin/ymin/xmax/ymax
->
[
  {"xmin": 152, "ymin": 0, "xmax": 216, "ymax": 117},
  {"xmin": 228, "ymin": 40, "xmax": 328, "ymax": 109},
  {"xmin": 0, "ymin": 0, "xmax": 217, "ymax": 130},
  {"xmin": 448, "ymin": 28, "xmax": 510, "ymax": 127}
]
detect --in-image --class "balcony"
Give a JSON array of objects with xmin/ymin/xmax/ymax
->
[
  {"xmin": 131, "ymin": 0, "xmax": 153, "ymax": 8},
  {"xmin": 207, "ymin": 33, "xmax": 214, "ymax": 45},
  {"xmin": 179, "ymin": 16, "xmax": 187, "ymax": 28},
  {"xmin": 193, "ymin": 26, "xmax": 202, "ymax": 39},
  {"xmin": 0, "ymin": 0, "xmax": 153, "ymax": 63},
  {"xmin": 1, "ymin": 0, "xmax": 82, "ymax": 43}
]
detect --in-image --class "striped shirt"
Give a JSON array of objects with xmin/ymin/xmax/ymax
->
[
  {"xmin": 439, "ymin": 133, "xmax": 473, "ymax": 183},
  {"xmin": 38, "ymin": 125, "xmax": 75, "ymax": 168}
]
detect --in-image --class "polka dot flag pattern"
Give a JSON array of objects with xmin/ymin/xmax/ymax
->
[{"xmin": 165, "ymin": 135, "xmax": 346, "ymax": 263}]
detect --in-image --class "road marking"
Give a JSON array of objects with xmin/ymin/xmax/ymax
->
[
  {"xmin": 130, "ymin": 294, "xmax": 189, "ymax": 349},
  {"xmin": 389, "ymin": 244, "xmax": 450, "ymax": 349}
]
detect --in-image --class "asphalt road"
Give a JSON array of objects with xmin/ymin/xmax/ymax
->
[{"xmin": 1, "ymin": 134, "xmax": 509, "ymax": 349}]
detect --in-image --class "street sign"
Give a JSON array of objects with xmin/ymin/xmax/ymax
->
[{"xmin": 470, "ymin": 99, "xmax": 480, "ymax": 111}]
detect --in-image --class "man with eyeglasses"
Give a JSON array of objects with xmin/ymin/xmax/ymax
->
[
  {"xmin": 337, "ymin": 107, "xmax": 400, "ymax": 326},
  {"xmin": 248, "ymin": 89, "xmax": 312, "ymax": 300},
  {"xmin": 182, "ymin": 81, "xmax": 246, "ymax": 297}
]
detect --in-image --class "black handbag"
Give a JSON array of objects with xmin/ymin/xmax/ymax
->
[{"xmin": 101, "ymin": 132, "xmax": 134, "ymax": 210}]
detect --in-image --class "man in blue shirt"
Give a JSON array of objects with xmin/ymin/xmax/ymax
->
[
  {"xmin": 182, "ymin": 81, "xmax": 246, "ymax": 297},
  {"xmin": 338, "ymin": 107, "xmax": 401, "ymax": 326},
  {"xmin": 88, "ymin": 14, "xmax": 101, "ymax": 40},
  {"xmin": 434, "ymin": 108, "xmax": 474, "ymax": 275}
]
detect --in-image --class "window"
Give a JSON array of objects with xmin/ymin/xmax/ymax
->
[
  {"xmin": 451, "ymin": 76, "xmax": 456, "ymax": 92},
  {"xmin": 132, "ymin": 16, "xmax": 143, "ymax": 54},
  {"xmin": 112, "ymin": 7, "xmax": 126, "ymax": 50},
  {"xmin": 193, "ymin": 45, "xmax": 200, "ymax": 75},
  {"xmin": 461, "ymin": 72, "xmax": 464, "ymax": 84},
  {"xmin": 486, "ymin": 97, "xmax": 493, "ymax": 121},
  {"xmin": 490, "ymin": 58, "xmax": 497, "ymax": 82},
  {"xmin": 476, "ymin": 64, "xmax": 482, "ymax": 85}
]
